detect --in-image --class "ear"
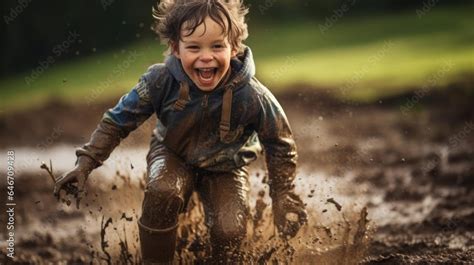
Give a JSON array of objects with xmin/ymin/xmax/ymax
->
[
  {"xmin": 231, "ymin": 47, "xmax": 238, "ymax": 58},
  {"xmin": 171, "ymin": 42, "xmax": 180, "ymax": 58}
]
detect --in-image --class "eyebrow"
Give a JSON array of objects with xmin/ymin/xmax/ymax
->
[
  {"xmin": 182, "ymin": 40, "xmax": 199, "ymax": 44},
  {"xmin": 182, "ymin": 39, "xmax": 226, "ymax": 45}
]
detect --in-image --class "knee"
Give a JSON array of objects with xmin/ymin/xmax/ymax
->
[
  {"xmin": 143, "ymin": 179, "xmax": 184, "ymax": 210},
  {"xmin": 210, "ymin": 214, "xmax": 247, "ymax": 262},
  {"xmin": 141, "ymin": 180, "xmax": 184, "ymax": 227},
  {"xmin": 211, "ymin": 210, "xmax": 248, "ymax": 243},
  {"xmin": 145, "ymin": 176, "xmax": 179, "ymax": 196}
]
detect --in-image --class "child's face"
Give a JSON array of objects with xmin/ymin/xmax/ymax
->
[{"xmin": 173, "ymin": 16, "xmax": 237, "ymax": 92}]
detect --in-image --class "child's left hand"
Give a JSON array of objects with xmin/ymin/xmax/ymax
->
[{"xmin": 273, "ymin": 192, "xmax": 307, "ymax": 239}]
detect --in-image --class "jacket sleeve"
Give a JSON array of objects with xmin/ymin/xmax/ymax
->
[
  {"xmin": 102, "ymin": 77, "xmax": 154, "ymax": 135},
  {"xmin": 75, "ymin": 67, "xmax": 156, "ymax": 167},
  {"xmin": 255, "ymin": 89, "xmax": 298, "ymax": 199}
]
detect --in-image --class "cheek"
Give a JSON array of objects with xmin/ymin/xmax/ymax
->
[
  {"xmin": 217, "ymin": 53, "xmax": 231, "ymax": 66},
  {"xmin": 181, "ymin": 57, "xmax": 195, "ymax": 70},
  {"xmin": 222, "ymin": 57, "xmax": 231, "ymax": 70}
]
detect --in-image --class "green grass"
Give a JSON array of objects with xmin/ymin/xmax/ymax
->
[
  {"xmin": 0, "ymin": 42, "xmax": 166, "ymax": 113},
  {"xmin": 249, "ymin": 6, "xmax": 474, "ymax": 100},
  {"xmin": 1, "ymin": 6, "xmax": 473, "ymax": 112}
]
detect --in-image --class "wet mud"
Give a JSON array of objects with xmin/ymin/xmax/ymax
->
[{"xmin": 1, "ymin": 84, "xmax": 473, "ymax": 264}]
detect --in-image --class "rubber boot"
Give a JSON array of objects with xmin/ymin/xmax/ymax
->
[{"xmin": 138, "ymin": 218, "xmax": 178, "ymax": 265}]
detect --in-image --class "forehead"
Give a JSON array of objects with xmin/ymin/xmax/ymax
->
[{"xmin": 180, "ymin": 16, "xmax": 229, "ymax": 42}]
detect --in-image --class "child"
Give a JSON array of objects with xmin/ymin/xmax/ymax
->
[{"xmin": 54, "ymin": 0, "xmax": 307, "ymax": 263}]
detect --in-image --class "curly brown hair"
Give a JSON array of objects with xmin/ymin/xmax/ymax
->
[{"xmin": 152, "ymin": 0, "xmax": 249, "ymax": 55}]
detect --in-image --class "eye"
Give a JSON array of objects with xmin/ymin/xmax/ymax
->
[
  {"xmin": 187, "ymin": 45, "xmax": 199, "ymax": 50},
  {"xmin": 213, "ymin": 44, "xmax": 224, "ymax": 49}
]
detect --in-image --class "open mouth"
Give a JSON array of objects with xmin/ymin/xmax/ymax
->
[{"xmin": 195, "ymin": 67, "xmax": 218, "ymax": 86}]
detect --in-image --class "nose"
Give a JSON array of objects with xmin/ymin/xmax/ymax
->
[{"xmin": 199, "ymin": 50, "xmax": 213, "ymax": 63}]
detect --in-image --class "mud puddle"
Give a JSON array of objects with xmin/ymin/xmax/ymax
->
[
  {"xmin": 0, "ymin": 152, "xmax": 372, "ymax": 264},
  {"xmin": 1, "ymin": 86, "xmax": 474, "ymax": 264}
]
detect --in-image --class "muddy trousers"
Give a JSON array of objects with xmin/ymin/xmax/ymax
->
[{"xmin": 139, "ymin": 139, "xmax": 250, "ymax": 264}]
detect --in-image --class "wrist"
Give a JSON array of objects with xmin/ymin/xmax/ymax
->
[
  {"xmin": 270, "ymin": 185, "xmax": 294, "ymax": 200},
  {"xmin": 76, "ymin": 155, "xmax": 98, "ymax": 173}
]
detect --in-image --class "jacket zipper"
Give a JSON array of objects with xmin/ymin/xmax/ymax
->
[
  {"xmin": 193, "ymin": 95, "xmax": 209, "ymax": 161},
  {"xmin": 201, "ymin": 94, "xmax": 209, "ymax": 108}
]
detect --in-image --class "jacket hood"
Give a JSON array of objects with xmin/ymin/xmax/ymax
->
[{"xmin": 164, "ymin": 46, "xmax": 256, "ymax": 92}]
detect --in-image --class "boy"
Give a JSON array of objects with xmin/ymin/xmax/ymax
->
[{"xmin": 54, "ymin": 0, "xmax": 307, "ymax": 264}]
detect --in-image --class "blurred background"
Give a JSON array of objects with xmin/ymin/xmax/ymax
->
[
  {"xmin": 0, "ymin": 0, "xmax": 473, "ymax": 111},
  {"xmin": 1, "ymin": 1, "xmax": 473, "ymax": 264}
]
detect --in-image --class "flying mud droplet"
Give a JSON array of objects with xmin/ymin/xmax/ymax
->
[
  {"xmin": 326, "ymin": 197, "xmax": 342, "ymax": 211},
  {"xmin": 354, "ymin": 207, "xmax": 370, "ymax": 245},
  {"xmin": 120, "ymin": 213, "xmax": 133, "ymax": 222},
  {"xmin": 100, "ymin": 216, "xmax": 113, "ymax": 265}
]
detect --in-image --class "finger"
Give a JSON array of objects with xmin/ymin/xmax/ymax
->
[
  {"xmin": 300, "ymin": 209, "xmax": 308, "ymax": 224},
  {"xmin": 54, "ymin": 180, "xmax": 65, "ymax": 194},
  {"xmin": 53, "ymin": 179, "xmax": 61, "ymax": 194},
  {"xmin": 53, "ymin": 176, "xmax": 65, "ymax": 191},
  {"xmin": 53, "ymin": 176, "xmax": 69, "ymax": 198},
  {"xmin": 285, "ymin": 221, "xmax": 301, "ymax": 238},
  {"xmin": 78, "ymin": 174, "xmax": 88, "ymax": 190},
  {"xmin": 64, "ymin": 182, "xmax": 79, "ymax": 195},
  {"xmin": 54, "ymin": 176, "xmax": 64, "ymax": 186},
  {"xmin": 53, "ymin": 186, "xmax": 62, "ymax": 201}
]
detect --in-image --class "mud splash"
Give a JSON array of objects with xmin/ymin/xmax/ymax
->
[
  {"xmin": 0, "ymin": 163, "xmax": 372, "ymax": 264},
  {"xmin": 87, "ymin": 167, "xmax": 372, "ymax": 264},
  {"xmin": 1, "ymin": 86, "xmax": 473, "ymax": 264}
]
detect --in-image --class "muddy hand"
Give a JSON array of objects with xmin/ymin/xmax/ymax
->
[
  {"xmin": 53, "ymin": 167, "xmax": 84, "ymax": 200},
  {"xmin": 273, "ymin": 192, "xmax": 307, "ymax": 239},
  {"xmin": 53, "ymin": 156, "xmax": 95, "ymax": 200}
]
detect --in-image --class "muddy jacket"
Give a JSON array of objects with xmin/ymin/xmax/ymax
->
[{"xmin": 78, "ymin": 47, "xmax": 297, "ymax": 195}]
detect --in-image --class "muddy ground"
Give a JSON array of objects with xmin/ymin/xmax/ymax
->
[{"xmin": 0, "ymin": 83, "xmax": 473, "ymax": 264}]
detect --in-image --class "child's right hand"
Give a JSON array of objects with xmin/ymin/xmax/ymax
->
[
  {"xmin": 272, "ymin": 192, "xmax": 307, "ymax": 239},
  {"xmin": 53, "ymin": 156, "xmax": 95, "ymax": 200}
]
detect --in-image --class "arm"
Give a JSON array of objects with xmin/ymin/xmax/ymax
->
[
  {"xmin": 54, "ymin": 69, "xmax": 155, "ymax": 197},
  {"xmin": 255, "ymin": 89, "xmax": 307, "ymax": 238},
  {"xmin": 76, "ymin": 79, "xmax": 154, "ymax": 167}
]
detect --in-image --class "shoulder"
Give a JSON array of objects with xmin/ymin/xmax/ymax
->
[
  {"xmin": 245, "ymin": 77, "xmax": 279, "ymax": 104},
  {"xmin": 241, "ymin": 77, "xmax": 265, "ymax": 96},
  {"xmin": 142, "ymin": 63, "xmax": 171, "ymax": 86},
  {"xmin": 140, "ymin": 63, "xmax": 180, "ymax": 107}
]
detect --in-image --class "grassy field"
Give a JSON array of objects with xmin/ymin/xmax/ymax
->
[
  {"xmin": 1, "ymin": 6, "xmax": 473, "ymax": 112},
  {"xmin": 250, "ymin": 6, "xmax": 474, "ymax": 99}
]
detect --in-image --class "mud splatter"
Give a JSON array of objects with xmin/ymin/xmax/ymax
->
[
  {"xmin": 326, "ymin": 197, "xmax": 342, "ymax": 211},
  {"xmin": 100, "ymin": 216, "xmax": 113, "ymax": 265},
  {"xmin": 2, "ymin": 86, "xmax": 473, "ymax": 263},
  {"xmin": 121, "ymin": 213, "xmax": 134, "ymax": 222}
]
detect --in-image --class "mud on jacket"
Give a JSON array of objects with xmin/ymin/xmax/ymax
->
[{"xmin": 78, "ymin": 47, "xmax": 297, "ymax": 190}]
